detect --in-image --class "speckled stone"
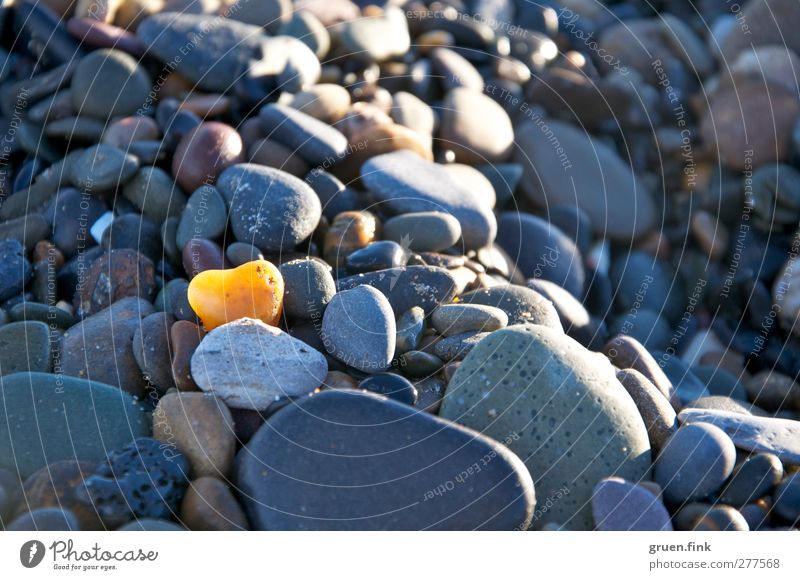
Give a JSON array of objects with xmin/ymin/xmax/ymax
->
[
  {"xmin": 259, "ymin": 103, "xmax": 348, "ymax": 166},
  {"xmin": 382, "ymin": 212, "xmax": 461, "ymax": 253},
  {"xmin": 337, "ymin": 266, "xmax": 456, "ymax": 314},
  {"xmin": 279, "ymin": 259, "xmax": 336, "ymax": 321},
  {"xmin": 431, "ymin": 304, "xmax": 508, "ymax": 337},
  {"xmin": 441, "ymin": 325, "xmax": 651, "ymax": 530},
  {"xmin": 616, "ymin": 369, "xmax": 677, "ymax": 453},
  {"xmin": 459, "ymin": 285, "xmax": 563, "ymax": 329}
]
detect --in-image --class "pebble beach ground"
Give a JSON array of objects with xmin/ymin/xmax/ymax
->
[{"xmin": 0, "ymin": 0, "xmax": 798, "ymax": 533}]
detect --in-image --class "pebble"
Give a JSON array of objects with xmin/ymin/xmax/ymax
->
[
  {"xmin": 279, "ymin": 259, "xmax": 336, "ymax": 321},
  {"xmin": 515, "ymin": 118, "xmax": 656, "ymax": 240},
  {"xmin": 337, "ymin": 266, "xmax": 456, "ymax": 314},
  {"xmin": 70, "ymin": 49, "xmax": 150, "ymax": 119},
  {"xmin": 191, "ymin": 318, "xmax": 328, "ymax": 410},
  {"xmin": 397, "ymin": 350, "xmax": 443, "ymax": 378},
  {"xmin": 0, "ymin": 372, "xmax": 149, "ymax": 477},
  {"xmin": 390, "ymin": 91, "xmax": 435, "ymax": 139},
  {"xmin": 117, "ymin": 519, "xmax": 185, "ymax": 531},
  {"xmin": 248, "ymin": 137, "xmax": 310, "ymax": 177},
  {"xmin": 745, "ymin": 370, "xmax": 800, "ymax": 412},
  {"xmin": 236, "ymin": 389, "xmax": 535, "ymax": 530},
  {"xmin": 382, "ymin": 212, "xmax": 461, "ymax": 253},
  {"xmin": 279, "ymin": 11, "xmax": 330, "ymax": 59},
  {"xmin": 526, "ymin": 279, "xmax": 594, "ymax": 344},
  {"xmin": 66, "ymin": 18, "xmax": 146, "ymax": 57},
  {"xmin": 180, "ymin": 476, "xmax": 249, "ymax": 531},
  {"xmin": 440, "ymin": 88, "xmax": 514, "ymax": 164},
  {"xmin": 496, "ymin": 212, "xmax": 585, "ymax": 297},
  {"xmin": 678, "ymin": 408, "xmax": 800, "ymax": 464},
  {"xmin": 172, "ymin": 122, "xmax": 245, "ymax": 192},
  {"xmin": 610, "ymin": 251, "xmax": 684, "ymax": 323},
  {"xmin": 433, "ymin": 331, "xmax": 490, "ymax": 362},
  {"xmin": 335, "ymin": 6, "xmax": 409, "ymax": 63},
  {"xmin": 176, "ymin": 185, "xmax": 228, "ymax": 250},
  {"xmin": 259, "ymin": 103, "xmax": 348, "ymax": 166},
  {"xmin": 122, "ymin": 166, "xmax": 187, "ymax": 223},
  {"xmin": 361, "ymin": 151, "xmax": 497, "ymax": 249},
  {"xmin": 18, "ymin": 460, "xmax": 102, "ymax": 530},
  {"xmin": 654, "ymin": 423, "xmax": 737, "ymax": 504},
  {"xmin": 655, "ymin": 354, "xmax": 710, "ymax": 405},
  {"xmin": 226, "ymin": 242, "xmax": 265, "ymax": 266},
  {"xmin": 693, "ymin": 506, "xmax": 750, "ymax": 531},
  {"xmin": 50, "ymin": 189, "xmax": 107, "ymax": 257},
  {"xmin": 441, "ymin": 325, "xmax": 651, "ymax": 530},
  {"xmin": 228, "ymin": 0, "xmax": 290, "ymax": 33},
  {"xmin": 216, "ymin": 163, "xmax": 321, "ymax": 252},
  {"xmin": 0, "ymin": 239, "xmax": 32, "ymax": 303},
  {"xmin": 68, "ymin": 144, "xmax": 140, "ymax": 193},
  {"xmin": 719, "ymin": 453, "xmax": 783, "ymax": 507},
  {"xmin": 358, "ymin": 373, "xmax": 418, "ymax": 406},
  {"xmin": 154, "ymin": 392, "xmax": 236, "ymax": 478},
  {"xmin": 0, "ymin": 213, "xmax": 48, "ymax": 252},
  {"xmin": 102, "ymin": 213, "xmax": 162, "ymax": 262},
  {"xmin": 345, "ymin": 241, "xmax": 407, "ymax": 273},
  {"xmin": 431, "ymin": 304, "xmax": 508, "ymax": 337},
  {"xmin": 321, "ymin": 285, "xmax": 395, "ymax": 373},
  {"xmin": 103, "ymin": 116, "xmax": 159, "ymax": 149},
  {"xmin": 591, "ymin": 478, "xmax": 672, "ymax": 531},
  {"xmin": 132, "ymin": 312, "xmax": 175, "ymax": 392},
  {"xmin": 773, "ymin": 472, "xmax": 800, "ymax": 523},
  {"xmin": 395, "ymin": 306, "xmax": 425, "ymax": 355},
  {"xmin": 459, "ymin": 285, "xmax": 562, "ymax": 329},
  {"xmin": 73, "ymin": 249, "xmax": 156, "ymax": 319},
  {"xmin": 187, "ymin": 259, "xmax": 283, "ymax": 330},
  {"xmin": 182, "ymin": 238, "xmax": 229, "ymax": 278},
  {"xmin": 6, "ymin": 507, "xmax": 80, "ymax": 531},
  {"xmin": 603, "ymin": 335, "xmax": 675, "ymax": 401},
  {"xmin": 62, "ymin": 297, "xmax": 155, "ymax": 397},
  {"xmin": 430, "ymin": 47, "xmax": 484, "ymax": 91},
  {"xmin": 170, "ymin": 320, "xmax": 204, "ymax": 391},
  {"xmin": 305, "ymin": 169, "xmax": 360, "ymax": 221},
  {"xmin": 9, "ymin": 302, "xmax": 74, "ymax": 330},
  {"xmin": 616, "ymin": 369, "xmax": 677, "ymax": 453},
  {"xmin": 75, "ymin": 438, "xmax": 189, "ymax": 526},
  {"xmin": 0, "ymin": 321, "xmax": 52, "ymax": 375}
]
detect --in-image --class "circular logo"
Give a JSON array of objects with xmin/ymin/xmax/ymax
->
[{"xmin": 20, "ymin": 540, "xmax": 46, "ymax": 568}]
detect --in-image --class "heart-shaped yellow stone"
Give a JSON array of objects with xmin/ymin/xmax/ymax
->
[{"xmin": 187, "ymin": 259, "xmax": 284, "ymax": 331}]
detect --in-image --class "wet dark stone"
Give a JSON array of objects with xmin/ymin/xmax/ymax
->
[
  {"xmin": 75, "ymin": 438, "xmax": 190, "ymax": 527},
  {"xmin": 47, "ymin": 188, "xmax": 107, "ymax": 257},
  {"xmin": 359, "ymin": 373, "xmax": 418, "ymax": 405},
  {"xmin": 337, "ymin": 266, "xmax": 456, "ymax": 314},
  {"xmin": 101, "ymin": 213, "xmax": 163, "ymax": 262},
  {"xmin": 345, "ymin": 241, "xmax": 407, "ymax": 273},
  {"xmin": 719, "ymin": 453, "xmax": 783, "ymax": 507}
]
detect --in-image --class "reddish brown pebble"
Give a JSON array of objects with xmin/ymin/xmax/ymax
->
[
  {"xmin": 181, "ymin": 238, "xmax": 229, "ymax": 279},
  {"xmin": 170, "ymin": 320, "xmax": 205, "ymax": 391},
  {"xmin": 102, "ymin": 116, "xmax": 159, "ymax": 149},
  {"xmin": 180, "ymin": 477, "xmax": 249, "ymax": 531},
  {"xmin": 248, "ymin": 137, "xmax": 310, "ymax": 177},
  {"xmin": 66, "ymin": 17, "xmax": 146, "ymax": 57},
  {"xmin": 74, "ymin": 249, "xmax": 156, "ymax": 319},
  {"xmin": 172, "ymin": 122, "xmax": 245, "ymax": 191},
  {"xmin": 323, "ymin": 211, "xmax": 380, "ymax": 266}
]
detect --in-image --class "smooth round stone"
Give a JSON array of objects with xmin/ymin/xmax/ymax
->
[
  {"xmin": 592, "ymin": 478, "xmax": 672, "ymax": 531},
  {"xmin": 180, "ymin": 476, "xmax": 249, "ymax": 531},
  {"xmin": 692, "ymin": 506, "xmax": 750, "ymax": 531},
  {"xmin": 182, "ymin": 238, "xmax": 228, "ymax": 278},
  {"xmin": 66, "ymin": 17, "xmax": 146, "ymax": 57},
  {"xmin": 610, "ymin": 251, "xmax": 684, "ymax": 322},
  {"xmin": 305, "ymin": 169, "xmax": 360, "ymax": 220},
  {"xmin": 526, "ymin": 279, "xmax": 592, "ymax": 342},
  {"xmin": 191, "ymin": 318, "xmax": 327, "ymax": 410},
  {"xmin": 236, "ymin": 389, "xmax": 535, "ymax": 530},
  {"xmin": 101, "ymin": 213, "xmax": 162, "ymax": 262},
  {"xmin": 701, "ymin": 79, "xmax": 800, "ymax": 170},
  {"xmin": 137, "ymin": 13, "xmax": 263, "ymax": 92},
  {"xmin": 256, "ymin": 35, "xmax": 321, "ymax": 93},
  {"xmin": 335, "ymin": 6, "xmax": 409, "ymax": 62},
  {"xmin": 248, "ymin": 137, "xmax": 310, "ymax": 177},
  {"xmin": 395, "ymin": 306, "xmax": 425, "ymax": 355},
  {"xmin": 740, "ymin": 503, "xmax": 771, "ymax": 531},
  {"xmin": 654, "ymin": 423, "xmax": 736, "ymax": 505},
  {"xmin": 382, "ymin": 212, "xmax": 461, "ymax": 253},
  {"xmin": 616, "ymin": 369, "xmax": 677, "ymax": 454},
  {"xmin": 0, "ymin": 321, "xmax": 52, "ymax": 375},
  {"xmin": 603, "ymin": 335, "xmax": 674, "ymax": 400},
  {"xmin": 397, "ymin": 350, "xmax": 443, "ymax": 378},
  {"xmin": 0, "ymin": 213, "xmax": 48, "ymax": 252},
  {"xmin": 62, "ymin": 298, "xmax": 155, "ymax": 397},
  {"xmin": 117, "ymin": 519, "xmax": 185, "ymax": 531},
  {"xmin": 337, "ymin": 266, "xmax": 456, "ymax": 314},
  {"xmin": 390, "ymin": 91, "xmax": 435, "ymax": 138},
  {"xmin": 227, "ymin": 0, "xmax": 290, "ymax": 33},
  {"xmin": 7, "ymin": 507, "xmax": 80, "ymax": 531},
  {"xmin": 279, "ymin": 259, "xmax": 336, "ymax": 321},
  {"xmin": 459, "ymin": 285, "xmax": 563, "ymax": 329},
  {"xmin": 280, "ymin": 11, "xmax": 330, "ymax": 59},
  {"xmin": 171, "ymin": 320, "xmax": 204, "ymax": 391},
  {"xmin": 609, "ymin": 309, "xmax": 672, "ymax": 351},
  {"xmin": 154, "ymin": 392, "xmax": 235, "ymax": 479},
  {"xmin": 321, "ymin": 285, "xmax": 395, "ymax": 373},
  {"xmin": 9, "ymin": 302, "xmax": 75, "ymax": 329},
  {"xmin": 441, "ymin": 325, "xmax": 651, "ymax": 530},
  {"xmin": 745, "ymin": 370, "xmax": 800, "ymax": 412},
  {"xmin": 496, "ymin": 212, "xmax": 585, "ymax": 297},
  {"xmin": 74, "ymin": 249, "xmax": 156, "ymax": 319},
  {"xmin": 719, "ymin": 453, "xmax": 783, "ymax": 507},
  {"xmin": 431, "ymin": 304, "xmax": 508, "ymax": 337},
  {"xmin": 653, "ymin": 353, "xmax": 710, "ymax": 404},
  {"xmin": 226, "ymin": 242, "xmax": 265, "ymax": 266},
  {"xmin": 102, "ymin": 115, "xmax": 159, "ymax": 149},
  {"xmin": 359, "ymin": 373, "xmax": 418, "ymax": 405},
  {"xmin": 176, "ymin": 185, "xmax": 228, "ymax": 250},
  {"xmin": 693, "ymin": 366, "xmax": 747, "ymax": 400},
  {"xmin": 172, "ymin": 122, "xmax": 245, "ymax": 192},
  {"xmin": 122, "ymin": 166, "xmax": 187, "ymax": 223},
  {"xmin": 0, "ymin": 372, "xmax": 149, "ymax": 477},
  {"xmin": 50, "ymin": 189, "xmax": 107, "ymax": 257},
  {"xmin": 68, "ymin": 144, "xmax": 140, "ymax": 193},
  {"xmin": 515, "ymin": 118, "xmax": 656, "ymax": 241},
  {"xmin": 0, "ymin": 239, "xmax": 32, "ymax": 303},
  {"xmin": 773, "ymin": 472, "xmax": 800, "ymax": 523},
  {"xmin": 433, "ymin": 331, "xmax": 490, "ymax": 362},
  {"xmin": 19, "ymin": 460, "xmax": 103, "ymax": 530},
  {"xmin": 345, "ymin": 241, "xmax": 407, "ymax": 273},
  {"xmin": 430, "ymin": 47, "xmax": 484, "ymax": 91},
  {"xmin": 132, "ymin": 312, "xmax": 175, "ymax": 392},
  {"xmin": 442, "ymin": 164, "xmax": 497, "ymax": 209},
  {"xmin": 361, "ymin": 151, "xmax": 496, "ymax": 249},
  {"xmin": 440, "ymin": 88, "xmax": 514, "ymax": 164},
  {"xmin": 71, "ymin": 49, "xmax": 151, "ymax": 119},
  {"xmin": 259, "ymin": 103, "xmax": 348, "ymax": 166},
  {"xmin": 216, "ymin": 163, "xmax": 321, "ymax": 252}
]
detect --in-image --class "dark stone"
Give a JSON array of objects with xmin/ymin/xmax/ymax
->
[
  {"xmin": 73, "ymin": 249, "xmax": 156, "ymax": 319},
  {"xmin": 346, "ymin": 241, "xmax": 407, "ymax": 273},
  {"xmin": 6, "ymin": 507, "xmax": 80, "ymax": 531},
  {"xmin": 259, "ymin": 103, "xmax": 348, "ymax": 166},
  {"xmin": 0, "ymin": 239, "xmax": 32, "ymax": 302},
  {"xmin": 279, "ymin": 259, "xmax": 336, "ymax": 321},
  {"xmin": 0, "ymin": 321, "xmax": 52, "ymax": 375},
  {"xmin": 337, "ymin": 266, "xmax": 456, "ymax": 314},
  {"xmin": 359, "ymin": 373, "xmax": 418, "ymax": 405},
  {"xmin": 719, "ymin": 453, "xmax": 783, "ymax": 507}
]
